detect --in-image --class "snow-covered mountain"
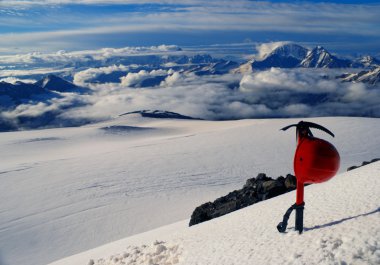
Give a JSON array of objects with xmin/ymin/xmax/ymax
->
[
  {"xmin": 0, "ymin": 81, "xmax": 48, "ymax": 102},
  {"xmin": 1, "ymin": 43, "xmax": 379, "ymax": 134},
  {"xmin": 188, "ymin": 60, "xmax": 239, "ymax": 75},
  {"xmin": 1, "ymin": 116, "xmax": 379, "ymax": 265},
  {"xmin": 300, "ymin": 46, "xmax": 351, "ymax": 68},
  {"xmin": 0, "ymin": 75, "xmax": 86, "ymax": 109},
  {"xmin": 358, "ymin": 55, "xmax": 380, "ymax": 67},
  {"xmin": 0, "ymin": 75, "xmax": 85, "ymax": 103},
  {"xmin": 236, "ymin": 44, "xmax": 358, "ymax": 71},
  {"xmin": 0, "ymin": 75, "xmax": 91, "ymax": 131},
  {"xmin": 340, "ymin": 66, "xmax": 380, "ymax": 85},
  {"xmin": 35, "ymin": 74, "xmax": 90, "ymax": 93},
  {"xmin": 252, "ymin": 43, "xmax": 309, "ymax": 69}
]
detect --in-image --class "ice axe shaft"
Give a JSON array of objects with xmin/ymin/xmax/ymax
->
[
  {"xmin": 295, "ymin": 180, "xmax": 304, "ymax": 233},
  {"xmin": 295, "ymin": 204, "xmax": 304, "ymax": 233},
  {"xmin": 296, "ymin": 180, "xmax": 304, "ymax": 205}
]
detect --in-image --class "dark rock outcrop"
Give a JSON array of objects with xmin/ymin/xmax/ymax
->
[
  {"xmin": 347, "ymin": 158, "xmax": 380, "ymax": 171},
  {"xmin": 189, "ymin": 173, "xmax": 296, "ymax": 226},
  {"xmin": 120, "ymin": 110, "xmax": 201, "ymax": 120}
]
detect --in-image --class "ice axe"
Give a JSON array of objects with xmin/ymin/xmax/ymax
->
[{"xmin": 277, "ymin": 121, "xmax": 340, "ymax": 234}]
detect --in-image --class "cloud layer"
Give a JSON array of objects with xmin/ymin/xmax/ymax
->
[
  {"xmin": 66, "ymin": 68, "xmax": 380, "ymax": 121},
  {"xmin": 1, "ymin": 41, "xmax": 379, "ymax": 131},
  {"xmin": 2, "ymin": 67, "xmax": 379, "ymax": 131}
]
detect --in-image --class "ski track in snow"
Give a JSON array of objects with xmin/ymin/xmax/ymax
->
[{"xmin": 0, "ymin": 116, "xmax": 379, "ymax": 265}]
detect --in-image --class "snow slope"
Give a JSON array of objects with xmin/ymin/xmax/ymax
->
[
  {"xmin": 1, "ymin": 116, "xmax": 379, "ymax": 265},
  {"xmin": 51, "ymin": 160, "xmax": 380, "ymax": 265}
]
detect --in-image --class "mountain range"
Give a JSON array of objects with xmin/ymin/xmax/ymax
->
[
  {"xmin": 1, "ymin": 43, "xmax": 379, "ymax": 132},
  {"xmin": 339, "ymin": 66, "xmax": 380, "ymax": 85},
  {"xmin": 238, "ymin": 44, "xmax": 379, "ymax": 72},
  {"xmin": 0, "ymin": 75, "xmax": 88, "ymax": 106}
]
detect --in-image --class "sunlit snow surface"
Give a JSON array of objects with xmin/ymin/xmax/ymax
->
[
  {"xmin": 0, "ymin": 116, "xmax": 379, "ymax": 265},
  {"xmin": 52, "ymin": 161, "xmax": 380, "ymax": 265}
]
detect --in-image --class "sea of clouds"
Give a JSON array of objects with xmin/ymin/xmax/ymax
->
[{"xmin": 0, "ymin": 44, "xmax": 379, "ymax": 130}]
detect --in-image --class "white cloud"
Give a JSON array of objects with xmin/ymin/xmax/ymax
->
[
  {"xmin": 73, "ymin": 65, "xmax": 130, "ymax": 86},
  {"xmin": 0, "ymin": 0, "xmax": 204, "ymax": 6},
  {"xmin": 282, "ymin": 104, "xmax": 311, "ymax": 116},
  {"xmin": 342, "ymin": 83, "xmax": 368, "ymax": 102},
  {"xmin": 160, "ymin": 71, "xmax": 182, "ymax": 86},
  {"xmin": 0, "ymin": 77, "xmax": 37, "ymax": 84},
  {"xmin": 1, "ymin": 1, "xmax": 379, "ymax": 53},
  {"xmin": 0, "ymin": 45, "xmax": 183, "ymax": 65},
  {"xmin": 61, "ymin": 68, "xmax": 380, "ymax": 122},
  {"xmin": 1, "ymin": 67, "xmax": 380, "ymax": 131},
  {"xmin": 0, "ymin": 67, "xmax": 73, "ymax": 78},
  {"xmin": 120, "ymin": 69, "xmax": 169, "ymax": 87}
]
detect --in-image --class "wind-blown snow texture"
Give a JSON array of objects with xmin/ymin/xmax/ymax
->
[
  {"xmin": 52, "ymin": 161, "xmax": 380, "ymax": 265},
  {"xmin": 1, "ymin": 116, "xmax": 379, "ymax": 265}
]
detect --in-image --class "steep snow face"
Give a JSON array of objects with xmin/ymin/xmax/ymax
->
[
  {"xmin": 232, "ymin": 59, "xmax": 254, "ymax": 74},
  {"xmin": 51, "ymin": 161, "xmax": 380, "ymax": 265},
  {"xmin": 251, "ymin": 44, "xmax": 309, "ymax": 69},
  {"xmin": 269, "ymin": 43, "xmax": 309, "ymax": 61},
  {"xmin": 1, "ymin": 117, "xmax": 380, "ymax": 265},
  {"xmin": 341, "ymin": 67, "xmax": 380, "ymax": 85},
  {"xmin": 246, "ymin": 44, "xmax": 354, "ymax": 70},
  {"xmin": 300, "ymin": 46, "xmax": 351, "ymax": 68}
]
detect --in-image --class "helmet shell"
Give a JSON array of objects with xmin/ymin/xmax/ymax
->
[{"xmin": 294, "ymin": 137, "xmax": 340, "ymax": 184}]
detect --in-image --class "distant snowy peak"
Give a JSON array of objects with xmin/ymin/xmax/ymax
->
[
  {"xmin": 244, "ymin": 44, "xmax": 355, "ymax": 70},
  {"xmin": 268, "ymin": 43, "xmax": 309, "ymax": 61},
  {"xmin": 35, "ymin": 74, "xmax": 90, "ymax": 93},
  {"xmin": 119, "ymin": 110, "xmax": 200, "ymax": 120},
  {"xmin": 358, "ymin": 56, "xmax": 380, "ymax": 68},
  {"xmin": 300, "ymin": 46, "xmax": 351, "ymax": 68},
  {"xmin": 251, "ymin": 43, "xmax": 309, "ymax": 69},
  {"xmin": 191, "ymin": 60, "xmax": 239, "ymax": 75},
  {"xmin": 340, "ymin": 66, "xmax": 380, "ymax": 85},
  {"xmin": 0, "ymin": 81, "xmax": 47, "ymax": 101}
]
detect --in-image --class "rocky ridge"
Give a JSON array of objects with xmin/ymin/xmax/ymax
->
[
  {"xmin": 189, "ymin": 173, "xmax": 297, "ymax": 226},
  {"xmin": 190, "ymin": 158, "xmax": 380, "ymax": 226}
]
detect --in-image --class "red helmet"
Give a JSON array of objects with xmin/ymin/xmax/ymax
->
[
  {"xmin": 282, "ymin": 121, "xmax": 340, "ymax": 184},
  {"xmin": 294, "ymin": 137, "xmax": 340, "ymax": 184}
]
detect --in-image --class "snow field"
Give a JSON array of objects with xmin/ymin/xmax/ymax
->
[
  {"xmin": 0, "ymin": 116, "xmax": 379, "ymax": 265},
  {"xmin": 52, "ymin": 161, "xmax": 380, "ymax": 265},
  {"xmin": 89, "ymin": 241, "xmax": 181, "ymax": 265}
]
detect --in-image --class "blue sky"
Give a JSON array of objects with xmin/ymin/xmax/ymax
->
[{"xmin": 0, "ymin": 0, "xmax": 380, "ymax": 55}]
